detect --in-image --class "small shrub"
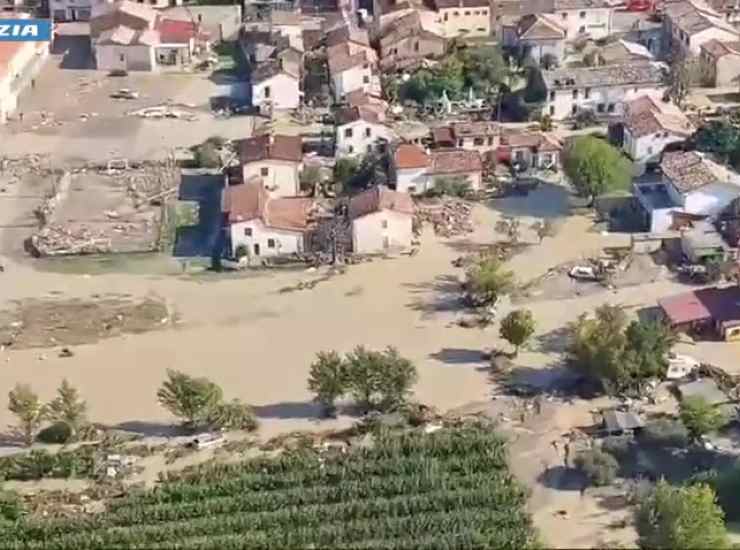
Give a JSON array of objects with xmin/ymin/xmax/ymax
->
[
  {"xmin": 602, "ymin": 435, "xmax": 632, "ymax": 459},
  {"xmin": 574, "ymin": 448, "xmax": 619, "ymax": 486},
  {"xmin": 641, "ymin": 418, "xmax": 689, "ymax": 448},
  {"xmin": 206, "ymin": 400, "xmax": 258, "ymax": 432},
  {"xmin": 0, "ymin": 491, "xmax": 23, "ymax": 521},
  {"xmin": 36, "ymin": 421, "xmax": 73, "ymax": 445}
]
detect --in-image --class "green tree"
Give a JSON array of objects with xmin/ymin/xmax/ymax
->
[
  {"xmin": 563, "ymin": 136, "xmax": 631, "ymax": 204},
  {"xmin": 695, "ymin": 121, "xmax": 740, "ymax": 162},
  {"xmin": 427, "ymin": 175, "xmax": 471, "ymax": 198},
  {"xmin": 636, "ymin": 481, "xmax": 729, "ymax": 549},
  {"xmin": 620, "ymin": 320, "xmax": 677, "ymax": 389},
  {"xmin": 499, "ymin": 309, "xmax": 536, "ymax": 356},
  {"xmin": 460, "ymin": 46, "xmax": 507, "ymax": 94},
  {"xmin": 574, "ymin": 448, "xmax": 618, "ymax": 486},
  {"xmin": 466, "ymin": 257, "xmax": 515, "ymax": 306},
  {"xmin": 8, "ymin": 384, "xmax": 47, "ymax": 447},
  {"xmin": 47, "ymin": 379, "xmax": 88, "ymax": 441},
  {"xmin": 206, "ymin": 399, "xmax": 258, "ymax": 431},
  {"xmin": 307, "ymin": 351, "xmax": 348, "ymax": 416},
  {"xmin": 333, "ymin": 157, "xmax": 360, "ymax": 192},
  {"xmin": 345, "ymin": 346, "xmax": 417, "ymax": 412},
  {"xmin": 156, "ymin": 370, "xmax": 224, "ymax": 430},
  {"xmin": 665, "ymin": 54, "xmax": 694, "ymax": 109},
  {"xmin": 299, "ymin": 165, "xmax": 322, "ymax": 191},
  {"xmin": 680, "ymin": 396, "xmax": 728, "ymax": 441}
]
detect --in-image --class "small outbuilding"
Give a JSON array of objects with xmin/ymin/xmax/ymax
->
[
  {"xmin": 602, "ymin": 409, "xmax": 645, "ymax": 435},
  {"xmin": 658, "ymin": 286, "xmax": 740, "ymax": 340}
]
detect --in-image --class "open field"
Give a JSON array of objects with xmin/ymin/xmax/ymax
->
[{"xmin": 2, "ymin": 180, "xmax": 732, "ymax": 545}]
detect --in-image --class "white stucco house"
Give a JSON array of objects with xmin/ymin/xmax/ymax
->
[
  {"xmin": 391, "ymin": 144, "xmax": 483, "ymax": 194},
  {"xmin": 552, "ymin": 0, "xmax": 613, "ymax": 41},
  {"xmin": 251, "ymin": 60, "xmax": 301, "ymax": 113},
  {"xmin": 223, "ymin": 178, "xmax": 318, "ymax": 259},
  {"xmin": 0, "ymin": 38, "xmax": 49, "ymax": 124},
  {"xmin": 349, "ymin": 186, "xmax": 415, "ymax": 253},
  {"xmin": 335, "ymin": 106, "xmax": 396, "ymax": 157},
  {"xmin": 633, "ymin": 151, "xmax": 740, "ymax": 232},
  {"xmin": 238, "ymin": 134, "xmax": 303, "ymax": 198},
  {"xmin": 502, "ymin": 14, "xmax": 566, "ymax": 66},
  {"xmin": 663, "ymin": 0, "xmax": 739, "ymax": 57},
  {"xmin": 270, "ymin": 10, "xmax": 303, "ymax": 51},
  {"xmin": 541, "ymin": 62, "xmax": 666, "ymax": 120},
  {"xmin": 328, "ymin": 50, "xmax": 379, "ymax": 101},
  {"xmin": 52, "ymin": 0, "xmax": 181, "ymax": 21},
  {"xmin": 431, "ymin": 121, "xmax": 500, "ymax": 153},
  {"xmin": 429, "ymin": 0, "xmax": 491, "ymax": 39},
  {"xmin": 700, "ymin": 39, "xmax": 740, "ymax": 86},
  {"xmin": 621, "ymin": 94, "xmax": 694, "ymax": 166}
]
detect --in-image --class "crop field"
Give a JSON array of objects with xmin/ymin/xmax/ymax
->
[{"xmin": 1, "ymin": 427, "xmax": 537, "ymax": 549}]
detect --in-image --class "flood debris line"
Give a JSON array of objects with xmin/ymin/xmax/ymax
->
[
  {"xmin": 29, "ymin": 225, "xmax": 113, "ymax": 256},
  {"xmin": 127, "ymin": 104, "xmax": 198, "ymax": 121},
  {"xmin": 415, "ymin": 198, "xmax": 474, "ymax": 237},
  {"xmin": 0, "ymin": 297, "xmax": 171, "ymax": 349}
]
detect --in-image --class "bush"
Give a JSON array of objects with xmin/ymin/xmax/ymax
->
[
  {"xmin": 36, "ymin": 421, "xmax": 73, "ymax": 445},
  {"xmin": 0, "ymin": 491, "xmax": 23, "ymax": 521},
  {"xmin": 602, "ymin": 435, "xmax": 632, "ymax": 459},
  {"xmin": 425, "ymin": 176, "xmax": 471, "ymax": 198},
  {"xmin": 574, "ymin": 448, "xmax": 619, "ymax": 486},
  {"xmin": 640, "ymin": 418, "xmax": 689, "ymax": 448},
  {"xmin": 206, "ymin": 399, "xmax": 258, "ymax": 432},
  {"xmin": 193, "ymin": 142, "xmax": 221, "ymax": 168}
]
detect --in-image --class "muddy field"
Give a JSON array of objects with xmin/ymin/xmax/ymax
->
[{"xmin": 0, "ymin": 296, "xmax": 171, "ymax": 349}]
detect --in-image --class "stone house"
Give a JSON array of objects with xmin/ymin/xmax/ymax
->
[
  {"xmin": 552, "ymin": 0, "xmax": 613, "ymax": 41},
  {"xmin": 378, "ymin": 11, "xmax": 446, "ymax": 71},
  {"xmin": 335, "ymin": 105, "xmax": 396, "ymax": 156},
  {"xmin": 499, "ymin": 131, "xmax": 562, "ymax": 170},
  {"xmin": 349, "ymin": 186, "xmax": 415, "ymax": 253},
  {"xmin": 431, "ymin": 121, "xmax": 500, "ymax": 153},
  {"xmin": 502, "ymin": 14, "xmax": 566, "ymax": 66},
  {"xmin": 700, "ymin": 39, "xmax": 740, "ymax": 86},
  {"xmin": 428, "ymin": 0, "xmax": 491, "ymax": 39},
  {"xmin": 663, "ymin": 0, "xmax": 739, "ymax": 57},
  {"xmin": 238, "ymin": 134, "xmax": 304, "ymax": 198}
]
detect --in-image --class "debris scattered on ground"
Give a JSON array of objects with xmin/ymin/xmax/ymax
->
[
  {"xmin": 110, "ymin": 89, "xmax": 139, "ymax": 100},
  {"xmin": 0, "ymin": 297, "xmax": 171, "ymax": 349},
  {"xmin": 29, "ymin": 224, "xmax": 113, "ymax": 256},
  {"xmin": 127, "ymin": 104, "xmax": 198, "ymax": 121},
  {"xmin": 415, "ymin": 198, "xmax": 474, "ymax": 237}
]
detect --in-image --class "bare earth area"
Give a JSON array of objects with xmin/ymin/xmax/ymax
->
[{"xmin": 2, "ymin": 181, "xmax": 731, "ymax": 546}]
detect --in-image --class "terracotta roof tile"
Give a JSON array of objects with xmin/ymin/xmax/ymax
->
[
  {"xmin": 224, "ymin": 180, "xmax": 315, "ymax": 230},
  {"xmin": 394, "ymin": 144, "xmax": 430, "ymax": 169},
  {"xmin": 661, "ymin": 151, "xmax": 719, "ymax": 193},
  {"xmin": 335, "ymin": 105, "xmax": 383, "ymax": 126},
  {"xmin": 238, "ymin": 135, "xmax": 303, "ymax": 164},
  {"xmin": 348, "ymin": 185, "xmax": 415, "ymax": 218},
  {"xmin": 429, "ymin": 149, "xmax": 482, "ymax": 174}
]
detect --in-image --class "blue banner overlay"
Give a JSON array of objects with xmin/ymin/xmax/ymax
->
[{"xmin": 0, "ymin": 19, "xmax": 52, "ymax": 42}]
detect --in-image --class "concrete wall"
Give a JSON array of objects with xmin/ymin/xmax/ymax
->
[
  {"xmin": 229, "ymin": 219, "xmax": 304, "ymax": 257},
  {"xmin": 624, "ymin": 129, "xmax": 686, "ymax": 162},
  {"xmin": 715, "ymin": 53, "xmax": 740, "ymax": 87},
  {"xmin": 545, "ymin": 85, "xmax": 663, "ymax": 120},
  {"xmin": 0, "ymin": 42, "xmax": 49, "ymax": 123},
  {"xmin": 335, "ymin": 120, "xmax": 395, "ymax": 156},
  {"xmin": 556, "ymin": 8, "xmax": 612, "ymax": 41},
  {"xmin": 332, "ymin": 65, "xmax": 374, "ymax": 101},
  {"xmin": 242, "ymin": 161, "xmax": 301, "ymax": 198},
  {"xmin": 96, "ymin": 44, "xmax": 155, "ymax": 71},
  {"xmin": 438, "ymin": 7, "xmax": 490, "ymax": 39},
  {"xmin": 396, "ymin": 166, "xmax": 431, "ymax": 194},
  {"xmin": 252, "ymin": 72, "xmax": 300, "ymax": 110},
  {"xmin": 352, "ymin": 209, "xmax": 413, "ymax": 253},
  {"xmin": 521, "ymin": 39, "xmax": 565, "ymax": 65}
]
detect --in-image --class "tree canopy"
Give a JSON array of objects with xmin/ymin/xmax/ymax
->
[
  {"xmin": 695, "ymin": 120, "xmax": 740, "ymax": 167},
  {"xmin": 499, "ymin": 309, "xmax": 536, "ymax": 356},
  {"xmin": 636, "ymin": 481, "xmax": 729, "ymax": 549},
  {"xmin": 7, "ymin": 384, "xmax": 47, "ymax": 447},
  {"xmin": 562, "ymin": 136, "xmax": 631, "ymax": 203},
  {"xmin": 308, "ymin": 351, "xmax": 348, "ymax": 415},
  {"xmin": 466, "ymin": 257, "xmax": 515, "ymax": 306},
  {"xmin": 47, "ymin": 379, "xmax": 88, "ymax": 440},
  {"xmin": 679, "ymin": 396, "xmax": 728, "ymax": 441},
  {"xmin": 567, "ymin": 305, "xmax": 675, "ymax": 394}
]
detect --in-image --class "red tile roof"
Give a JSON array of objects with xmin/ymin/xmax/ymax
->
[
  {"xmin": 348, "ymin": 186, "xmax": 415, "ymax": 218},
  {"xmin": 224, "ymin": 180, "xmax": 315, "ymax": 231},
  {"xmin": 394, "ymin": 144, "xmax": 430, "ymax": 169},
  {"xmin": 156, "ymin": 18, "xmax": 199, "ymax": 44},
  {"xmin": 429, "ymin": 149, "xmax": 482, "ymax": 174},
  {"xmin": 659, "ymin": 286, "xmax": 740, "ymax": 327},
  {"xmin": 239, "ymin": 135, "xmax": 303, "ymax": 164}
]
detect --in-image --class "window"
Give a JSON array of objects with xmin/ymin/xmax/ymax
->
[
  {"xmin": 119, "ymin": 54, "xmax": 125, "ymax": 62},
  {"xmin": 477, "ymin": 27, "xmax": 485, "ymax": 31},
  {"xmin": 244, "ymin": 227, "xmax": 252, "ymax": 237},
  {"xmin": 584, "ymin": 88, "xmax": 591, "ymax": 99},
  {"xmin": 482, "ymin": 8, "xmax": 487, "ymax": 14},
  {"xmin": 473, "ymin": 137, "xmax": 484, "ymax": 146},
  {"xmin": 487, "ymin": 136, "xmax": 493, "ymax": 146},
  {"xmin": 549, "ymin": 91, "xmax": 555, "ymax": 100},
  {"xmin": 578, "ymin": 25, "xmax": 585, "ymax": 33},
  {"xmin": 444, "ymin": 12, "xmax": 448, "ymax": 20},
  {"xmin": 561, "ymin": 12, "xmax": 567, "ymax": 18},
  {"xmin": 367, "ymin": 144, "xmax": 372, "ymax": 152},
  {"xmin": 607, "ymin": 103, "xmax": 615, "ymax": 112},
  {"xmin": 597, "ymin": 103, "xmax": 605, "ymax": 113},
  {"xmin": 633, "ymin": 87, "xmax": 638, "ymax": 92},
  {"xmin": 264, "ymin": 86, "xmax": 271, "ymax": 98},
  {"xmin": 514, "ymin": 150, "xmax": 524, "ymax": 161},
  {"xmin": 647, "ymin": 146, "xmax": 653, "ymax": 155},
  {"xmin": 267, "ymin": 238, "xmax": 276, "ymax": 248},
  {"xmin": 549, "ymin": 105, "xmax": 555, "ymax": 115},
  {"xmin": 344, "ymin": 128, "xmax": 353, "ymax": 138},
  {"xmin": 458, "ymin": 138, "xmax": 464, "ymax": 147},
  {"xmin": 496, "ymin": 14, "xmax": 501, "ymax": 21},
  {"xmin": 464, "ymin": 10, "xmax": 470, "ymax": 15},
  {"xmin": 381, "ymin": 219, "xmax": 388, "ymax": 229},
  {"xmin": 414, "ymin": 41, "xmax": 419, "ymax": 52},
  {"xmin": 571, "ymin": 104, "xmax": 577, "ymax": 115},
  {"xmin": 580, "ymin": 10, "xmax": 586, "ymax": 17},
  {"xmin": 365, "ymin": 127, "xmax": 371, "ymax": 137},
  {"xmin": 453, "ymin": 11, "xmax": 459, "ymax": 16},
  {"xmin": 348, "ymin": 145, "xmax": 354, "ymax": 153},
  {"xmin": 260, "ymin": 167, "xmax": 269, "ymax": 176},
  {"xmin": 363, "ymin": 75, "xmax": 370, "ymax": 84},
  {"xmin": 363, "ymin": 63, "xmax": 369, "ymax": 69},
  {"xmin": 572, "ymin": 89, "xmax": 579, "ymax": 99}
]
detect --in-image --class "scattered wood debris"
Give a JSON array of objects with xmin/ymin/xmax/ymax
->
[{"xmin": 415, "ymin": 198, "xmax": 474, "ymax": 237}]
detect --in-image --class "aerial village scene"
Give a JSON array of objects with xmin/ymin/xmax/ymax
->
[{"xmin": 7, "ymin": 0, "xmax": 740, "ymax": 546}]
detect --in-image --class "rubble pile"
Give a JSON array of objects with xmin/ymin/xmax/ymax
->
[
  {"xmin": 415, "ymin": 199, "xmax": 474, "ymax": 237},
  {"xmin": 127, "ymin": 104, "xmax": 198, "ymax": 121},
  {"xmin": 30, "ymin": 225, "xmax": 112, "ymax": 256}
]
